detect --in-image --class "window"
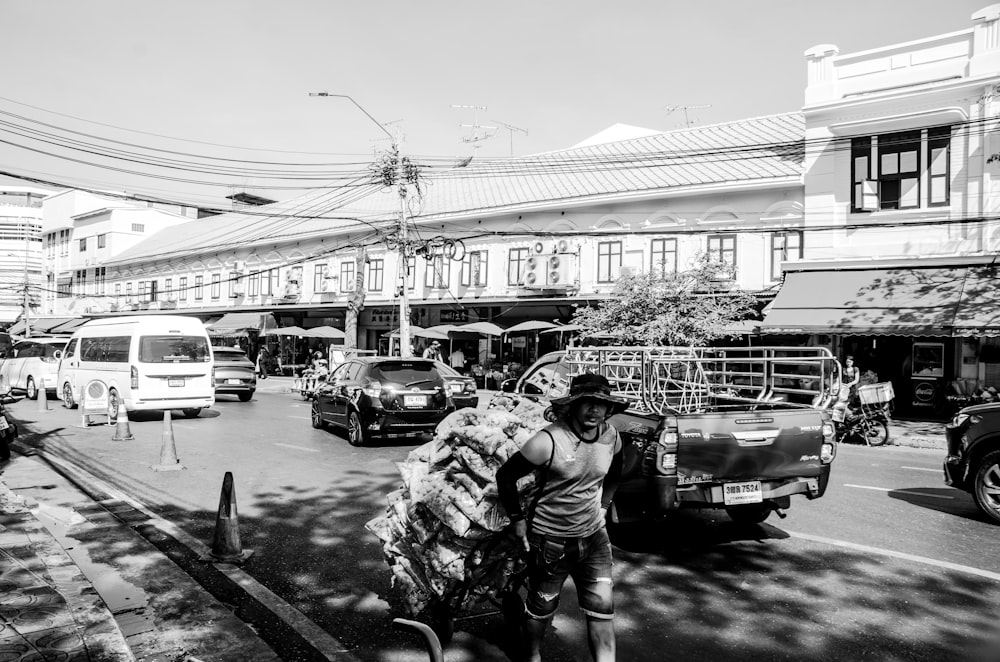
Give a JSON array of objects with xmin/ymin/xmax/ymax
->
[
  {"xmin": 115, "ymin": 283, "xmax": 121, "ymax": 298},
  {"xmin": 138, "ymin": 280, "xmax": 146, "ymax": 299},
  {"xmin": 597, "ymin": 241, "xmax": 622, "ymax": 283},
  {"xmin": 928, "ymin": 127, "xmax": 950, "ymax": 206},
  {"xmin": 461, "ymin": 251, "xmax": 488, "ymax": 287},
  {"xmin": 164, "ymin": 278, "xmax": 172, "ymax": 298},
  {"xmin": 340, "ymin": 261, "xmax": 355, "ymax": 293},
  {"xmin": 194, "ymin": 275, "xmax": 204, "ymax": 300},
  {"xmin": 852, "ymin": 127, "xmax": 950, "ymax": 212},
  {"xmin": 211, "ymin": 273, "xmax": 221, "ymax": 299},
  {"xmin": 179, "ymin": 276, "xmax": 188, "ymax": 301},
  {"xmin": 97, "ymin": 233, "xmax": 106, "ymax": 249},
  {"xmin": 79, "ymin": 237, "xmax": 87, "ymax": 251},
  {"xmin": 81, "ymin": 336, "xmax": 130, "ymax": 363},
  {"xmin": 508, "ymin": 248, "xmax": 529, "ymax": 286},
  {"xmin": 707, "ymin": 235, "xmax": 737, "ymax": 277},
  {"xmin": 771, "ymin": 231, "xmax": 803, "ymax": 281},
  {"xmin": 367, "ymin": 258, "xmax": 384, "ymax": 292},
  {"xmin": 313, "ymin": 264, "xmax": 327, "ymax": 292},
  {"xmin": 132, "ymin": 223, "xmax": 144, "ymax": 232},
  {"xmin": 248, "ymin": 271, "xmax": 260, "ymax": 297},
  {"xmin": 265, "ymin": 268, "xmax": 278, "ymax": 296},
  {"xmin": 229, "ymin": 271, "xmax": 240, "ymax": 298},
  {"xmin": 96, "ymin": 267, "xmax": 106, "ymax": 294},
  {"xmin": 650, "ymin": 238, "xmax": 677, "ymax": 275},
  {"xmin": 424, "ymin": 255, "xmax": 450, "ymax": 289},
  {"xmin": 126, "ymin": 282, "xmax": 133, "ymax": 302}
]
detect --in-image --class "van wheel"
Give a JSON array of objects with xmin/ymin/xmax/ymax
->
[
  {"xmin": 182, "ymin": 408, "xmax": 201, "ymax": 418},
  {"xmin": 25, "ymin": 377, "xmax": 37, "ymax": 400},
  {"xmin": 108, "ymin": 390, "xmax": 121, "ymax": 420},
  {"xmin": 62, "ymin": 383, "xmax": 76, "ymax": 409}
]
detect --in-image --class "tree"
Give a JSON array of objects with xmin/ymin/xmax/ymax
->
[
  {"xmin": 343, "ymin": 247, "xmax": 367, "ymax": 349},
  {"xmin": 570, "ymin": 255, "xmax": 759, "ymax": 346}
]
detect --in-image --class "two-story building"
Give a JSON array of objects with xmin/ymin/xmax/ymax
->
[
  {"xmin": 761, "ymin": 4, "xmax": 1000, "ymax": 415},
  {"xmin": 0, "ymin": 186, "xmax": 47, "ymax": 325}
]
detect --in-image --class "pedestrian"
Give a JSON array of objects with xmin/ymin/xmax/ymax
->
[
  {"xmin": 450, "ymin": 346, "xmax": 465, "ymax": 373},
  {"xmin": 422, "ymin": 340, "xmax": 442, "ymax": 361},
  {"xmin": 841, "ymin": 354, "xmax": 860, "ymax": 405},
  {"xmin": 496, "ymin": 372, "xmax": 626, "ymax": 662},
  {"xmin": 256, "ymin": 345, "xmax": 269, "ymax": 380}
]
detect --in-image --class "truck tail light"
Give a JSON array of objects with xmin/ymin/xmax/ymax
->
[
  {"xmin": 821, "ymin": 442, "xmax": 836, "ymax": 464},
  {"xmin": 130, "ymin": 365, "xmax": 138, "ymax": 389},
  {"xmin": 657, "ymin": 428, "xmax": 678, "ymax": 475}
]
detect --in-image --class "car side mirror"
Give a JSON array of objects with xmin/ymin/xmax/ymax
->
[
  {"xmin": 53, "ymin": 350, "xmax": 63, "ymax": 360},
  {"xmin": 500, "ymin": 378, "xmax": 518, "ymax": 393}
]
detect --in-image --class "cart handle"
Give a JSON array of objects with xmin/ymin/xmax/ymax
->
[{"xmin": 392, "ymin": 618, "xmax": 443, "ymax": 662}]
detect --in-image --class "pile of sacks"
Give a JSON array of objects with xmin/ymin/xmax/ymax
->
[{"xmin": 366, "ymin": 395, "xmax": 549, "ymax": 618}]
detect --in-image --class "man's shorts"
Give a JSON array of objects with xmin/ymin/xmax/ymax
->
[{"xmin": 523, "ymin": 526, "xmax": 614, "ymax": 620}]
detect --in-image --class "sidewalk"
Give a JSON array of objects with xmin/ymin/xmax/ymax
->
[{"xmin": 0, "ymin": 445, "xmax": 282, "ymax": 661}]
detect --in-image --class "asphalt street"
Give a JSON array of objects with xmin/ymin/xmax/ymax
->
[{"xmin": 5, "ymin": 388, "xmax": 999, "ymax": 661}]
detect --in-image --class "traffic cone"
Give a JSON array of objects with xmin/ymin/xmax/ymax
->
[
  {"xmin": 207, "ymin": 471, "xmax": 253, "ymax": 563},
  {"xmin": 111, "ymin": 407, "xmax": 134, "ymax": 442},
  {"xmin": 150, "ymin": 410, "xmax": 185, "ymax": 471},
  {"xmin": 36, "ymin": 383, "xmax": 50, "ymax": 413}
]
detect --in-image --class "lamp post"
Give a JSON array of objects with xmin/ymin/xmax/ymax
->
[{"xmin": 308, "ymin": 93, "xmax": 412, "ymax": 357}]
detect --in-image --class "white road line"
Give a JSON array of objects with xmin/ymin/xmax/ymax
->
[
  {"xmin": 786, "ymin": 530, "xmax": 1000, "ymax": 583},
  {"xmin": 901, "ymin": 466, "xmax": 940, "ymax": 472},
  {"xmin": 274, "ymin": 442, "xmax": 320, "ymax": 453},
  {"xmin": 844, "ymin": 483, "xmax": 955, "ymax": 500}
]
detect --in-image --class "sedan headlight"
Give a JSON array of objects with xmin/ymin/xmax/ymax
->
[{"xmin": 949, "ymin": 413, "xmax": 970, "ymax": 428}]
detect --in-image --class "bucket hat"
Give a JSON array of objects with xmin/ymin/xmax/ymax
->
[{"xmin": 550, "ymin": 373, "xmax": 628, "ymax": 417}]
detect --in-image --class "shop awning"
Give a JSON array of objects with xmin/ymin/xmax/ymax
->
[
  {"xmin": 953, "ymin": 265, "xmax": 1000, "ymax": 336},
  {"xmin": 761, "ymin": 266, "xmax": 967, "ymax": 336},
  {"xmin": 205, "ymin": 312, "xmax": 276, "ymax": 336},
  {"xmin": 48, "ymin": 318, "xmax": 90, "ymax": 334},
  {"xmin": 8, "ymin": 317, "xmax": 79, "ymax": 336}
]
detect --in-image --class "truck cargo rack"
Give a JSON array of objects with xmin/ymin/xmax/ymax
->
[{"xmin": 565, "ymin": 346, "xmax": 841, "ymax": 416}]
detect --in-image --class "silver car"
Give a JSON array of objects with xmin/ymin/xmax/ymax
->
[
  {"xmin": 212, "ymin": 346, "xmax": 256, "ymax": 402},
  {"xmin": 0, "ymin": 337, "xmax": 68, "ymax": 399}
]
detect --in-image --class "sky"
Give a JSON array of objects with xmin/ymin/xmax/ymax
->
[{"xmin": 0, "ymin": 0, "xmax": 986, "ymax": 208}]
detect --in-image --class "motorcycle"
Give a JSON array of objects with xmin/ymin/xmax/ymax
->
[{"xmin": 833, "ymin": 401, "xmax": 891, "ymax": 446}]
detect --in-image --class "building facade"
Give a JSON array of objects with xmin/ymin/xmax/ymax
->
[{"xmin": 0, "ymin": 187, "xmax": 47, "ymax": 325}]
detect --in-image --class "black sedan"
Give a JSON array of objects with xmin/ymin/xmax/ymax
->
[
  {"xmin": 434, "ymin": 361, "xmax": 479, "ymax": 409},
  {"xmin": 945, "ymin": 402, "xmax": 1000, "ymax": 523},
  {"xmin": 311, "ymin": 357, "xmax": 455, "ymax": 446}
]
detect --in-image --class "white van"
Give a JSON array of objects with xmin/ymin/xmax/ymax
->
[{"xmin": 57, "ymin": 315, "xmax": 215, "ymax": 418}]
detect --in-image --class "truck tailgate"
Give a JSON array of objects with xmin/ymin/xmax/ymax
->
[{"xmin": 676, "ymin": 409, "xmax": 827, "ymax": 483}]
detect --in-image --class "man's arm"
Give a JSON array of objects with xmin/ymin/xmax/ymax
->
[
  {"xmin": 496, "ymin": 430, "xmax": 553, "ymax": 551},
  {"xmin": 600, "ymin": 428, "xmax": 625, "ymax": 517}
]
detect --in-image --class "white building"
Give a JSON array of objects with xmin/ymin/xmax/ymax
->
[{"xmin": 0, "ymin": 186, "xmax": 48, "ymax": 325}]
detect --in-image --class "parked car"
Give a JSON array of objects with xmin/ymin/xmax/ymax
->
[
  {"xmin": 0, "ymin": 337, "xmax": 68, "ymax": 399},
  {"xmin": 434, "ymin": 361, "xmax": 479, "ymax": 409},
  {"xmin": 311, "ymin": 357, "xmax": 455, "ymax": 446},
  {"xmin": 945, "ymin": 402, "xmax": 1000, "ymax": 523},
  {"xmin": 212, "ymin": 346, "xmax": 256, "ymax": 402}
]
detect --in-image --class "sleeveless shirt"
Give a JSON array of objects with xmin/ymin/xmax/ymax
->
[{"xmin": 530, "ymin": 420, "xmax": 620, "ymax": 537}]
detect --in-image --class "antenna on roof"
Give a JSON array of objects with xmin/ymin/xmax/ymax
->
[
  {"xmin": 490, "ymin": 119, "xmax": 528, "ymax": 157},
  {"xmin": 664, "ymin": 104, "xmax": 712, "ymax": 128},
  {"xmin": 452, "ymin": 104, "xmax": 496, "ymax": 154}
]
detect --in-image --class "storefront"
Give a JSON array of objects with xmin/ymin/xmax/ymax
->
[{"xmin": 762, "ymin": 261, "xmax": 1000, "ymax": 419}]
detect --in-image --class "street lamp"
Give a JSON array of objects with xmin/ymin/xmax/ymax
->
[{"xmin": 309, "ymin": 93, "xmax": 413, "ymax": 357}]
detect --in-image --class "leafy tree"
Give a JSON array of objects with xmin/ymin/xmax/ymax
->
[{"xmin": 570, "ymin": 255, "xmax": 759, "ymax": 346}]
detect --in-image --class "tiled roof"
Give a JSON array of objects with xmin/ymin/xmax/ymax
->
[{"xmin": 106, "ymin": 112, "xmax": 804, "ymax": 266}]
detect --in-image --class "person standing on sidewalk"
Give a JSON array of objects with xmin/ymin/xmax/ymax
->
[
  {"xmin": 256, "ymin": 345, "xmax": 269, "ymax": 380},
  {"xmin": 496, "ymin": 373, "xmax": 626, "ymax": 662}
]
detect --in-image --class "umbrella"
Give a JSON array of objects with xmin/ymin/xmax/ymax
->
[
  {"xmin": 265, "ymin": 326, "xmax": 306, "ymax": 336},
  {"xmin": 383, "ymin": 326, "xmax": 424, "ymax": 338},
  {"xmin": 504, "ymin": 320, "xmax": 557, "ymax": 334},
  {"xmin": 413, "ymin": 325, "xmax": 455, "ymax": 341},
  {"xmin": 301, "ymin": 326, "xmax": 347, "ymax": 339},
  {"xmin": 458, "ymin": 321, "xmax": 506, "ymax": 336},
  {"xmin": 539, "ymin": 323, "xmax": 587, "ymax": 334}
]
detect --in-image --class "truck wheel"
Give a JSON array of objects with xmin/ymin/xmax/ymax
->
[
  {"xmin": 726, "ymin": 504, "xmax": 771, "ymax": 524},
  {"xmin": 972, "ymin": 450, "xmax": 1000, "ymax": 524}
]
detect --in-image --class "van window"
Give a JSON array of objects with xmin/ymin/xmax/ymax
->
[
  {"xmin": 80, "ymin": 336, "xmax": 130, "ymax": 362},
  {"xmin": 42, "ymin": 342, "xmax": 66, "ymax": 359},
  {"xmin": 64, "ymin": 338, "xmax": 78, "ymax": 358},
  {"xmin": 139, "ymin": 335, "xmax": 211, "ymax": 363}
]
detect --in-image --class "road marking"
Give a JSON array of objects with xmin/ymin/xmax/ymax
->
[
  {"xmin": 274, "ymin": 442, "xmax": 320, "ymax": 453},
  {"xmin": 901, "ymin": 466, "xmax": 940, "ymax": 472},
  {"xmin": 288, "ymin": 415, "xmax": 311, "ymax": 420},
  {"xmin": 844, "ymin": 483, "xmax": 954, "ymax": 500},
  {"xmin": 786, "ymin": 530, "xmax": 1000, "ymax": 583}
]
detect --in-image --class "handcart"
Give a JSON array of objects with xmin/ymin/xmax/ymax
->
[{"xmin": 290, "ymin": 374, "xmax": 326, "ymax": 399}]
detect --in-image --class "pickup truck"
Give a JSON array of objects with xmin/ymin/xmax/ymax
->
[{"xmin": 499, "ymin": 346, "xmax": 839, "ymax": 524}]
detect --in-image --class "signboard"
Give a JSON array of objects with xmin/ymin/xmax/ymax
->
[{"xmin": 80, "ymin": 379, "xmax": 111, "ymax": 426}]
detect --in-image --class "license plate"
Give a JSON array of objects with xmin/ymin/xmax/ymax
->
[
  {"xmin": 168, "ymin": 378, "xmax": 185, "ymax": 387},
  {"xmin": 403, "ymin": 394, "xmax": 427, "ymax": 407},
  {"xmin": 723, "ymin": 481, "xmax": 763, "ymax": 505},
  {"xmin": 449, "ymin": 384, "xmax": 462, "ymax": 394},
  {"xmin": 227, "ymin": 379, "xmax": 242, "ymax": 385},
  {"xmin": 0, "ymin": 417, "xmax": 8, "ymax": 431}
]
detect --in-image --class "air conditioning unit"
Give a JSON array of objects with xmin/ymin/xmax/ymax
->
[
  {"xmin": 620, "ymin": 265, "xmax": 640, "ymax": 277},
  {"xmin": 233, "ymin": 287, "xmax": 244, "ymax": 297},
  {"xmin": 522, "ymin": 253, "xmax": 577, "ymax": 290},
  {"xmin": 552, "ymin": 239, "xmax": 573, "ymax": 254},
  {"xmin": 234, "ymin": 260, "xmax": 247, "ymax": 273},
  {"xmin": 282, "ymin": 282, "xmax": 301, "ymax": 301},
  {"xmin": 532, "ymin": 241, "xmax": 545, "ymax": 254}
]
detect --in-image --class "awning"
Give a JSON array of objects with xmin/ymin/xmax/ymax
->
[
  {"xmin": 264, "ymin": 326, "xmax": 306, "ymax": 336},
  {"xmin": 953, "ymin": 266, "xmax": 1000, "ymax": 336},
  {"xmin": 205, "ymin": 312, "xmax": 276, "ymax": 336},
  {"xmin": 48, "ymin": 318, "xmax": 90, "ymax": 334},
  {"xmin": 300, "ymin": 326, "xmax": 346, "ymax": 340},
  {"xmin": 9, "ymin": 317, "xmax": 79, "ymax": 336},
  {"xmin": 761, "ymin": 266, "xmax": 967, "ymax": 336}
]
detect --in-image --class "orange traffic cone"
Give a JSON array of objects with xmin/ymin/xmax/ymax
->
[
  {"xmin": 207, "ymin": 472, "xmax": 253, "ymax": 563},
  {"xmin": 36, "ymin": 383, "xmax": 50, "ymax": 413},
  {"xmin": 111, "ymin": 407, "xmax": 134, "ymax": 442},
  {"xmin": 150, "ymin": 410, "xmax": 185, "ymax": 471}
]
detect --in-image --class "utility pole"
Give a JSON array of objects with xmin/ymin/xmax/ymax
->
[
  {"xmin": 664, "ymin": 104, "xmax": 712, "ymax": 128},
  {"xmin": 309, "ymin": 92, "xmax": 413, "ymax": 357},
  {"xmin": 491, "ymin": 119, "xmax": 528, "ymax": 157}
]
